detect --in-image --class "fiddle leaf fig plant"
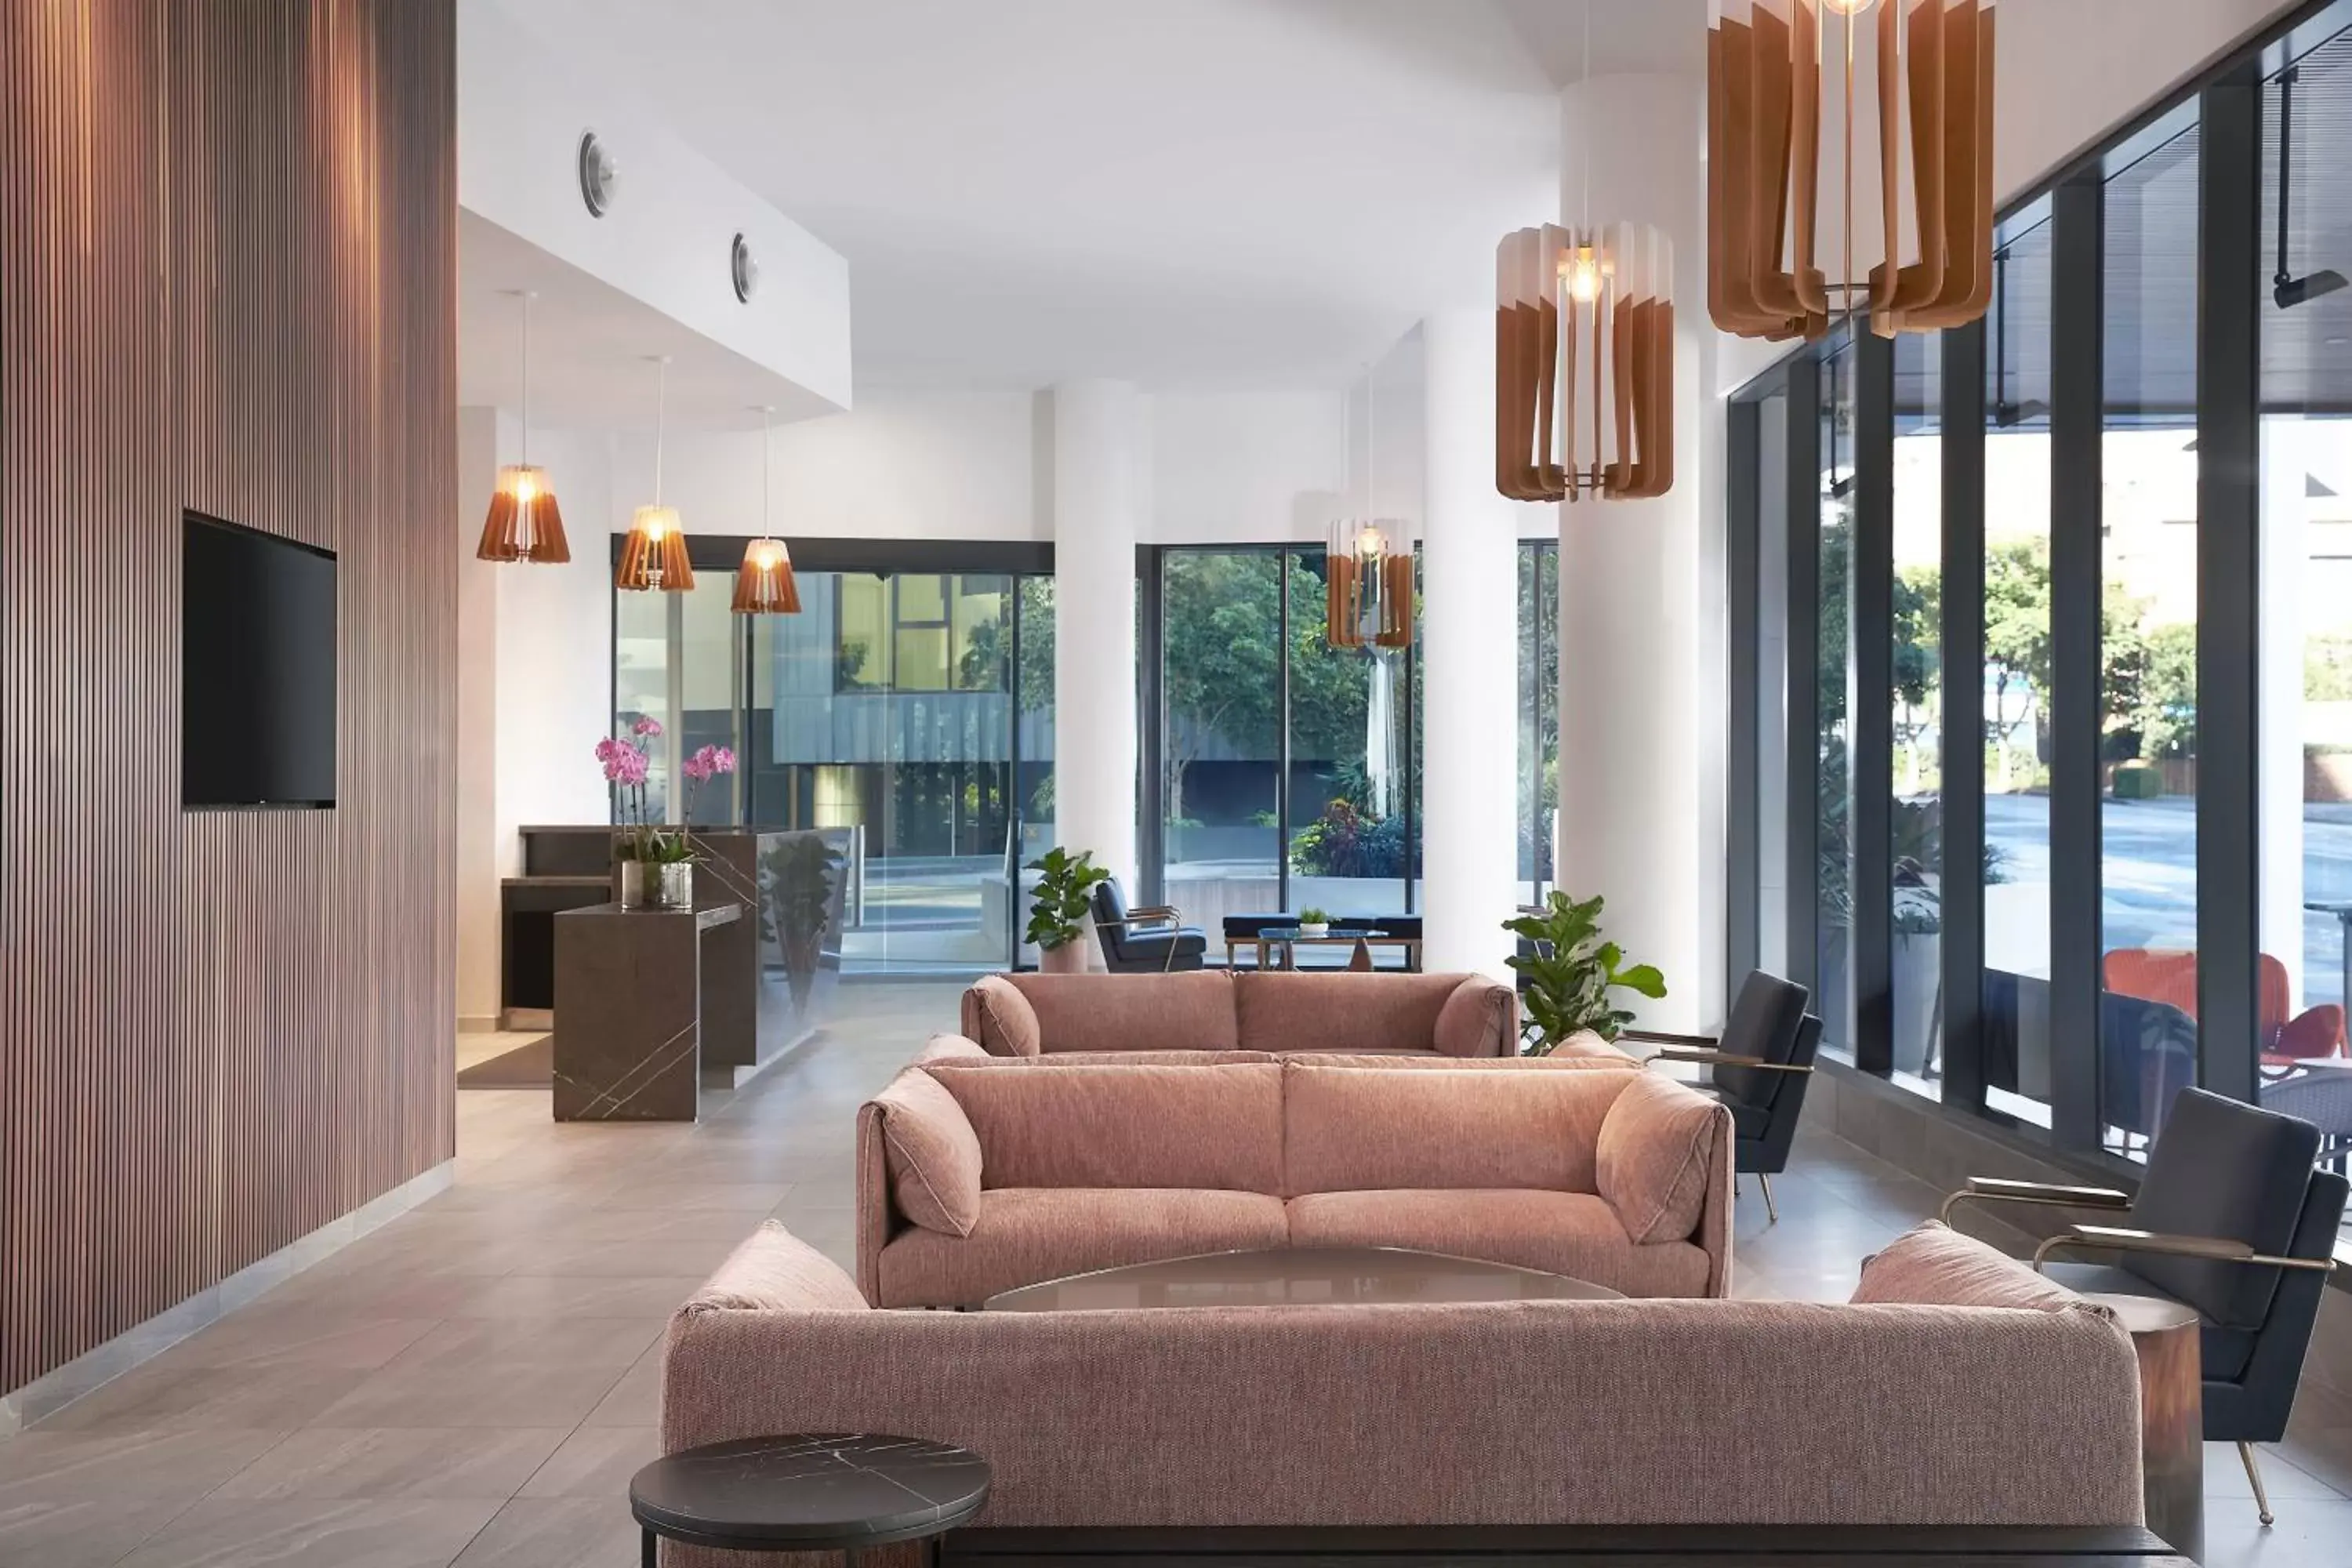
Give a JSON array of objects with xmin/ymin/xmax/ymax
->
[
  {"xmin": 1025, "ymin": 847, "xmax": 1112, "ymax": 953},
  {"xmin": 1502, "ymin": 891, "xmax": 1668, "ymax": 1054}
]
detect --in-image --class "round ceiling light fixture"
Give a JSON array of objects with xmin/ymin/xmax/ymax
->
[
  {"xmin": 731, "ymin": 232, "xmax": 760, "ymax": 303},
  {"xmin": 577, "ymin": 130, "xmax": 619, "ymax": 217}
]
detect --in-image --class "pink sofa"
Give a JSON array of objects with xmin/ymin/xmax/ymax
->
[
  {"xmin": 956, "ymin": 969, "xmax": 1516, "ymax": 1058},
  {"xmin": 856, "ymin": 1057, "xmax": 1733, "ymax": 1306},
  {"xmin": 662, "ymin": 1219, "xmax": 2144, "ymax": 1566}
]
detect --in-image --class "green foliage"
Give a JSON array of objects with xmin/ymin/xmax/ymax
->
[
  {"xmin": 1297, "ymin": 907, "xmax": 1330, "ymax": 926},
  {"xmin": 1024, "ymin": 846, "xmax": 1111, "ymax": 951},
  {"xmin": 1502, "ymin": 892, "xmax": 1668, "ymax": 1051},
  {"xmin": 2308, "ymin": 636, "xmax": 2352, "ymax": 702},
  {"xmin": 760, "ymin": 834, "xmax": 846, "ymax": 947},
  {"xmin": 1289, "ymin": 798, "xmax": 1411, "ymax": 878},
  {"xmin": 615, "ymin": 826, "xmax": 693, "ymax": 865}
]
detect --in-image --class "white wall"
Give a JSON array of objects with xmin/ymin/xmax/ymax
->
[
  {"xmin": 458, "ymin": 0, "xmax": 851, "ymax": 413},
  {"xmin": 456, "ymin": 408, "xmax": 512, "ymax": 1030},
  {"xmin": 494, "ymin": 427, "xmax": 618, "ymax": 869}
]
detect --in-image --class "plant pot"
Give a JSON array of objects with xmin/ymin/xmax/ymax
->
[
  {"xmin": 1298, "ymin": 922, "xmax": 1330, "ymax": 938},
  {"xmin": 619, "ymin": 860, "xmax": 693, "ymax": 911},
  {"xmin": 1039, "ymin": 938, "xmax": 1088, "ymax": 975}
]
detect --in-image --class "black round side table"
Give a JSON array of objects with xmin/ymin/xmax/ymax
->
[{"xmin": 630, "ymin": 1433, "xmax": 991, "ymax": 1566}]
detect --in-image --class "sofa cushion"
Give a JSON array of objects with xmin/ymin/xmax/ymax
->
[
  {"xmin": 872, "ymin": 1068, "xmax": 985, "ymax": 1237},
  {"xmin": 1551, "ymin": 1029, "xmax": 1639, "ymax": 1063},
  {"xmin": 1002, "ymin": 971, "xmax": 1239, "ymax": 1053},
  {"xmin": 1236, "ymin": 971, "xmax": 1467, "ymax": 1054},
  {"xmin": 926, "ymin": 1048, "xmax": 1279, "ymax": 1069},
  {"xmin": 874, "ymin": 1188, "xmax": 1289, "ymax": 1307},
  {"xmin": 677, "ymin": 1221, "xmax": 870, "ymax": 1315},
  {"xmin": 964, "ymin": 975, "xmax": 1043, "ymax": 1057},
  {"xmin": 1291, "ymin": 1053, "xmax": 1631, "ymax": 1072},
  {"xmin": 1853, "ymin": 1221, "xmax": 2088, "ymax": 1312},
  {"xmin": 1284, "ymin": 1189, "xmax": 1712, "ymax": 1298},
  {"xmin": 932, "ymin": 1062, "xmax": 1283, "ymax": 1193},
  {"xmin": 1433, "ymin": 976, "xmax": 1515, "ymax": 1058},
  {"xmin": 1281, "ymin": 1061, "xmax": 1630, "ymax": 1196},
  {"xmin": 1595, "ymin": 1074, "xmax": 1730, "ymax": 1245}
]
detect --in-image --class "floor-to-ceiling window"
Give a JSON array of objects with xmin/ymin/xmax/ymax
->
[
  {"xmin": 1984, "ymin": 213, "xmax": 2058, "ymax": 1126},
  {"xmin": 2258, "ymin": 23, "xmax": 2352, "ymax": 1188},
  {"xmin": 1150, "ymin": 543, "xmax": 1420, "ymax": 950},
  {"xmin": 1516, "ymin": 540, "xmax": 1559, "ymax": 906},
  {"xmin": 1890, "ymin": 335, "xmax": 1944, "ymax": 1090},
  {"xmin": 1818, "ymin": 339, "xmax": 1858, "ymax": 1051},
  {"xmin": 2099, "ymin": 122, "xmax": 2202, "ymax": 1154},
  {"xmin": 624, "ymin": 544, "xmax": 1051, "ymax": 977}
]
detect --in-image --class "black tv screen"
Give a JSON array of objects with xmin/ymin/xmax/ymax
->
[{"xmin": 183, "ymin": 513, "xmax": 337, "ymax": 808}]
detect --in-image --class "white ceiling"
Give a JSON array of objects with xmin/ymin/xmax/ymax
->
[{"xmin": 483, "ymin": 0, "xmax": 1702, "ymax": 396}]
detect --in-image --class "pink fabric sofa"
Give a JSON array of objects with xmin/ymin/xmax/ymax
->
[
  {"xmin": 856, "ymin": 1057, "xmax": 1733, "ymax": 1306},
  {"xmin": 956, "ymin": 969, "xmax": 1516, "ymax": 1058},
  {"xmin": 661, "ymin": 1219, "xmax": 2145, "ymax": 1567}
]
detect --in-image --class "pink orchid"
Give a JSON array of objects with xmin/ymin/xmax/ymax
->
[
  {"xmin": 593, "ymin": 737, "xmax": 618, "ymax": 764},
  {"xmin": 684, "ymin": 744, "xmax": 738, "ymax": 783},
  {"xmin": 610, "ymin": 745, "xmax": 649, "ymax": 787},
  {"xmin": 631, "ymin": 715, "xmax": 664, "ymax": 739}
]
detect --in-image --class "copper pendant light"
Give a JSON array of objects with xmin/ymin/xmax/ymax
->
[
  {"xmin": 1707, "ymin": 0, "xmax": 1996, "ymax": 342},
  {"xmin": 615, "ymin": 356, "xmax": 695, "ymax": 593},
  {"xmin": 1327, "ymin": 373, "xmax": 1412, "ymax": 652},
  {"xmin": 474, "ymin": 291, "xmax": 571, "ymax": 564},
  {"xmin": 1494, "ymin": 4, "xmax": 1675, "ymax": 504},
  {"xmin": 731, "ymin": 406, "xmax": 801, "ymax": 615}
]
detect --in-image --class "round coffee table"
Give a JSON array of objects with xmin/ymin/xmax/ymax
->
[
  {"xmin": 630, "ymin": 1433, "xmax": 991, "ymax": 1566},
  {"xmin": 983, "ymin": 1244, "xmax": 1623, "ymax": 1312}
]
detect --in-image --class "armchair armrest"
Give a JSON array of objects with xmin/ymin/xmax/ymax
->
[
  {"xmin": 1937, "ymin": 1176, "xmax": 2132, "ymax": 1225},
  {"xmin": 1646, "ymin": 1047, "xmax": 1813, "ymax": 1073},
  {"xmin": 1097, "ymin": 912, "xmax": 1181, "ymax": 930},
  {"xmin": 1620, "ymin": 1028, "xmax": 1719, "ymax": 1048},
  {"xmin": 2031, "ymin": 1222, "xmax": 2339, "ymax": 1274}
]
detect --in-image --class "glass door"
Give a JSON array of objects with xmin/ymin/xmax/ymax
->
[{"xmin": 748, "ymin": 571, "xmax": 1026, "ymax": 975}]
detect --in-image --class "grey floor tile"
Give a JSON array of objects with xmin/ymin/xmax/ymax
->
[
  {"xmin": 213, "ymin": 1426, "xmax": 570, "ymax": 1501},
  {"xmin": 33, "ymin": 1362, "xmax": 379, "ymax": 1435},
  {"xmin": 111, "ymin": 1496, "xmax": 503, "ymax": 1568},
  {"xmin": 516, "ymin": 1426, "xmax": 658, "ymax": 1500},
  {"xmin": 448, "ymin": 1497, "xmax": 639, "ymax": 1567}
]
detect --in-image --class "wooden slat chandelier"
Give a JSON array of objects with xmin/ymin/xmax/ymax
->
[
  {"xmin": 1494, "ymin": 221, "xmax": 1677, "ymax": 503},
  {"xmin": 1327, "ymin": 376, "xmax": 1412, "ymax": 652},
  {"xmin": 1708, "ymin": 0, "xmax": 1996, "ymax": 342}
]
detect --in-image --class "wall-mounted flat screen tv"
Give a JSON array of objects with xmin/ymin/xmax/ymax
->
[{"xmin": 183, "ymin": 512, "xmax": 336, "ymax": 808}]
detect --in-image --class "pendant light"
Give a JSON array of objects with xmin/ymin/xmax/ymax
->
[
  {"xmin": 1327, "ymin": 368, "xmax": 1411, "ymax": 652},
  {"xmin": 731, "ymin": 405, "xmax": 801, "ymax": 615},
  {"xmin": 615, "ymin": 355, "xmax": 694, "ymax": 593},
  {"xmin": 1707, "ymin": 0, "xmax": 1996, "ymax": 342},
  {"xmin": 1494, "ymin": 1, "xmax": 1676, "ymax": 503},
  {"xmin": 474, "ymin": 291, "xmax": 571, "ymax": 564}
]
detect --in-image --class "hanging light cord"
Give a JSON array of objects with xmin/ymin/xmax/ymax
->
[
  {"xmin": 760, "ymin": 406, "xmax": 773, "ymax": 536},
  {"xmin": 518, "ymin": 292, "xmax": 532, "ymax": 467},
  {"xmin": 653, "ymin": 358, "xmax": 667, "ymax": 504},
  {"xmin": 1579, "ymin": 0, "xmax": 1591, "ymax": 230}
]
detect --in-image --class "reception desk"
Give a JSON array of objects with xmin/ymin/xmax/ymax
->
[
  {"xmin": 552, "ymin": 902, "xmax": 742, "ymax": 1122},
  {"xmin": 522, "ymin": 825, "xmax": 851, "ymax": 1121}
]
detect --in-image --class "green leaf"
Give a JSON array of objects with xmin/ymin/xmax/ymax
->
[{"xmin": 1617, "ymin": 964, "xmax": 1668, "ymax": 997}]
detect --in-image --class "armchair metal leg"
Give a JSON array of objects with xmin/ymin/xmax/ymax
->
[
  {"xmin": 2238, "ymin": 1441, "xmax": 2274, "ymax": 1527},
  {"xmin": 1759, "ymin": 1172, "xmax": 1779, "ymax": 1225}
]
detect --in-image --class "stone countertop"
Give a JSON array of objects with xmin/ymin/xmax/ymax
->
[{"xmin": 555, "ymin": 902, "xmax": 743, "ymax": 932}]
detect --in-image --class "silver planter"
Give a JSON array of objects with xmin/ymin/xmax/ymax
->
[{"xmin": 619, "ymin": 859, "xmax": 694, "ymax": 911}]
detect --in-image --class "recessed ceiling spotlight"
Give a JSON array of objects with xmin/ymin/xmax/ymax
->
[
  {"xmin": 731, "ymin": 233, "xmax": 759, "ymax": 303},
  {"xmin": 578, "ymin": 130, "xmax": 618, "ymax": 217}
]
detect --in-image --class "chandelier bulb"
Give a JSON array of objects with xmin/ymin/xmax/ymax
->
[{"xmin": 1564, "ymin": 247, "xmax": 1604, "ymax": 304}]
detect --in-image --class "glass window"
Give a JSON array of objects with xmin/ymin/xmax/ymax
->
[
  {"xmin": 1818, "ymin": 340, "xmax": 1858, "ymax": 1051},
  {"xmin": 1161, "ymin": 551, "xmax": 1284, "ymax": 942},
  {"xmin": 1984, "ymin": 216, "xmax": 2057, "ymax": 1127},
  {"xmin": 2259, "ymin": 31, "xmax": 2352, "ymax": 1181},
  {"xmin": 614, "ymin": 590, "xmax": 674, "ymax": 822},
  {"xmin": 1891, "ymin": 335, "xmax": 1944, "ymax": 1090},
  {"xmin": 1287, "ymin": 548, "xmax": 1412, "ymax": 946},
  {"xmin": 1756, "ymin": 394, "xmax": 1790, "ymax": 977},
  {"xmin": 2099, "ymin": 123, "xmax": 2202, "ymax": 1154},
  {"xmin": 1517, "ymin": 541, "xmax": 1559, "ymax": 904}
]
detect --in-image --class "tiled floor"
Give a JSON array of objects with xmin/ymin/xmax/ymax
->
[{"xmin": 4, "ymin": 979, "xmax": 2350, "ymax": 1566}]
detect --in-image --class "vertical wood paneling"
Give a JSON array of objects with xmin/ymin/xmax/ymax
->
[{"xmin": 1, "ymin": 0, "xmax": 456, "ymax": 1396}]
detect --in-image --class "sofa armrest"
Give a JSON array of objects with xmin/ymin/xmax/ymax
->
[
  {"xmin": 1595, "ymin": 1073, "xmax": 1734, "ymax": 1258},
  {"xmin": 1435, "ymin": 977, "xmax": 1515, "ymax": 1058},
  {"xmin": 2033, "ymin": 1223, "xmax": 2339, "ymax": 1274},
  {"xmin": 854, "ymin": 1102, "xmax": 894, "ymax": 1305},
  {"xmin": 914, "ymin": 1033, "xmax": 991, "ymax": 1066},
  {"xmin": 677, "ymin": 1221, "xmax": 872, "ymax": 1318},
  {"xmin": 966, "ymin": 975, "xmax": 1042, "ymax": 1056}
]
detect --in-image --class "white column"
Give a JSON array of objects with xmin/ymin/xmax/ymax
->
[
  {"xmin": 456, "ymin": 407, "xmax": 513, "ymax": 1033},
  {"xmin": 1421, "ymin": 310, "xmax": 1525, "ymax": 981},
  {"xmin": 1555, "ymin": 74, "xmax": 1715, "ymax": 1031},
  {"xmin": 1052, "ymin": 379, "xmax": 1145, "ymax": 896}
]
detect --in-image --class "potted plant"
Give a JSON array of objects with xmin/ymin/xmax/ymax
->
[
  {"xmin": 1025, "ymin": 847, "xmax": 1111, "ymax": 974},
  {"xmin": 1501, "ymin": 891, "xmax": 1667, "ymax": 1054},
  {"xmin": 761, "ymin": 833, "xmax": 845, "ymax": 1014},
  {"xmin": 599, "ymin": 718, "xmax": 695, "ymax": 910},
  {"xmin": 1296, "ymin": 906, "xmax": 1331, "ymax": 938}
]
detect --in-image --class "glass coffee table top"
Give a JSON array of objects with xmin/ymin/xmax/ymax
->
[{"xmin": 982, "ymin": 1245, "xmax": 1623, "ymax": 1312}]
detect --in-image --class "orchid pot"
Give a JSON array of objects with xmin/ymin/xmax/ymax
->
[{"xmin": 619, "ymin": 858, "xmax": 694, "ymax": 911}]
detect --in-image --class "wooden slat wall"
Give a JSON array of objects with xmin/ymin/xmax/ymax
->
[{"xmin": 0, "ymin": 0, "xmax": 457, "ymax": 1397}]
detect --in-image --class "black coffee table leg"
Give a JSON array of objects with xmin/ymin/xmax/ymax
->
[{"xmin": 642, "ymin": 1527, "xmax": 657, "ymax": 1568}]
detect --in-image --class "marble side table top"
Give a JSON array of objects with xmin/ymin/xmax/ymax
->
[{"xmin": 630, "ymin": 1433, "xmax": 992, "ymax": 1550}]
